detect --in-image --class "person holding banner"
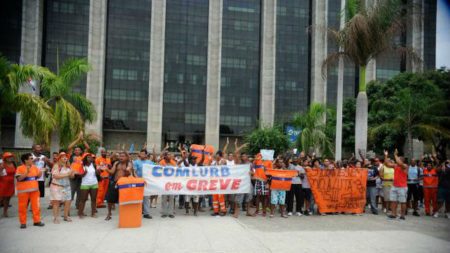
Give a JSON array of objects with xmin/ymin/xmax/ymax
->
[
  {"xmin": 253, "ymin": 153, "xmax": 269, "ymax": 217},
  {"xmin": 133, "ymin": 149, "xmax": 154, "ymax": 219},
  {"xmin": 211, "ymin": 150, "xmax": 227, "ymax": 217},
  {"xmin": 105, "ymin": 152, "xmax": 133, "ymax": 221},
  {"xmin": 159, "ymin": 151, "xmax": 177, "ymax": 218},
  {"xmin": 267, "ymin": 159, "xmax": 298, "ymax": 218},
  {"xmin": 68, "ymin": 132, "xmax": 90, "ymax": 211},
  {"xmin": 230, "ymin": 141, "xmax": 252, "ymax": 218},
  {"xmin": 286, "ymin": 157, "xmax": 304, "ymax": 216}
]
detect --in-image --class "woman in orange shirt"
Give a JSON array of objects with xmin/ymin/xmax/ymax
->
[{"xmin": 0, "ymin": 152, "xmax": 16, "ymax": 217}]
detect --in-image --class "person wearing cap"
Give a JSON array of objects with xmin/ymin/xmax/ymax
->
[
  {"xmin": 95, "ymin": 147, "xmax": 111, "ymax": 208},
  {"xmin": 78, "ymin": 153, "xmax": 100, "ymax": 218},
  {"xmin": 16, "ymin": 153, "xmax": 45, "ymax": 229},
  {"xmin": 0, "ymin": 152, "xmax": 16, "ymax": 217},
  {"xmin": 50, "ymin": 151, "xmax": 74, "ymax": 223}
]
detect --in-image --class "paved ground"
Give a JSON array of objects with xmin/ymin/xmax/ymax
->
[{"xmin": 1, "ymin": 192, "xmax": 449, "ymax": 253}]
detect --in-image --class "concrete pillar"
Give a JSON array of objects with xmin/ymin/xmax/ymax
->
[
  {"xmin": 14, "ymin": 0, "xmax": 44, "ymax": 148},
  {"xmin": 407, "ymin": 0, "xmax": 424, "ymax": 72},
  {"xmin": 85, "ymin": 0, "xmax": 108, "ymax": 140},
  {"xmin": 259, "ymin": 0, "xmax": 277, "ymax": 127},
  {"xmin": 204, "ymin": 0, "xmax": 223, "ymax": 150},
  {"xmin": 147, "ymin": 0, "xmax": 166, "ymax": 153},
  {"xmin": 310, "ymin": 0, "xmax": 328, "ymax": 105}
]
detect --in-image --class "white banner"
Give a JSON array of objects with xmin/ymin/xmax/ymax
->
[{"xmin": 142, "ymin": 164, "xmax": 251, "ymax": 195}]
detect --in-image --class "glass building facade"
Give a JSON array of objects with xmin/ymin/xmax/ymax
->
[
  {"xmin": 2, "ymin": 0, "xmax": 437, "ymax": 149},
  {"xmin": 103, "ymin": 0, "xmax": 151, "ymax": 133},
  {"xmin": 43, "ymin": 0, "xmax": 90, "ymax": 94},
  {"xmin": 162, "ymin": 0, "xmax": 209, "ymax": 144},
  {"xmin": 220, "ymin": 0, "xmax": 261, "ymax": 136},
  {"xmin": 274, "ymin": 0, "xmax": 310, "ymax": 123}
]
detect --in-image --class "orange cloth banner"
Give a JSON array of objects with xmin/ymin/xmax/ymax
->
[
  {"xmin": 266, "ymin": 169, "xmax": 299, "ymax": 190},
  {"xmin": 306, "ymin": 168, "xmax": 368, "ymax": 213}
]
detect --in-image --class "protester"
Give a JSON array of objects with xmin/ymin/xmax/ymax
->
[
  {"xmin": 0, "ymin": 152, "xmax": 16, "ymax": 217},
  {"xmin": 232, "ymin": 142, "xmax": 252, "ymax": 218},
  {"xmin": 253, "ymin": 153, "xmax": 270, "ymax": 217},
  {"xmin": 366, "ymin": 158, "xmax": 379, "ymax": 215},
  {"xmin": 268, "ymin": 158, "xmax": 288, "ymax": 218},
  {"xmin": 133, "ymin": 149, "xmax": 154, "ymax": 219},
  {"xmin": 68, "ymin": 132, "xmax": 90, "ymax": 210},
  {"xmin": 379, "ymin": 157, "xmax": 394, "ymax": 214},
  {"xmin": 211, "ymin": 150, "xmax": 227, "ymax": 216},
  {"xmin": 96, "ymin": 147, "xmax": 111, "ymax": 209},
  {"xmin": 31, "ymin": 144, "xmax": 52, "ymax": 199},
  {"xmin": 159, "ymin": 150, "xmax": 177, "ymax": 218},
  {"xmin": 50, "ymin": 151, "xmax": 73, "ymax": 223},
  {"xmin": 407, "ymin": 159, "xmax": 421, "ymax": 216},
  {"xmin": 299, "ymin": 159, "xmax": 312, "ymax": 215},
  {"xmin": 15, "ymin": 153, "xmax": 45, "ymax": 228},
  {"xmin": 423, "ymin": 161, "xmax": 439, "ymax": 217},
  {"xmin": 286, "ymin": 156, "xmax": 304, "ymax": 216},
  {"xmin": 78, "ymin": 153, "xmax": 99, "ymax": 218},
  {"xmin": 105, "ymin": 152, "xmax": 133, "ymax": 220},
  {"xmin": 436, "ymin": 160, "xmax": 450, "ymax": 218},
  {"xmin": 384, "ymin": 149, "xmax": 408, "ymax": 220}
]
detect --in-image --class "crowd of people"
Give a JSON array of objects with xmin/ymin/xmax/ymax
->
[{"xmin": 0, "ymin": 134, "xmax": 449, "ymax": 229}]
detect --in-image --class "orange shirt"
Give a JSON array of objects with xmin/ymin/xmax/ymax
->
[
  {"xmin": 423, "ymin": 168, "xmax": 438, "ymax": 188},
  {"xmin": 95, "ymin": 156, "xmax": 111, "ymax": 178},
  {"xmin": 159, "ymin": 159, "xmax": 176, "ymax": 166},
  {"xmin": 15, "ymin": 165, "xmax": 40, "ymax": 193},
  {"xmin": 71, "ymin": 155, "xmax": 84, "ymax": 174}
]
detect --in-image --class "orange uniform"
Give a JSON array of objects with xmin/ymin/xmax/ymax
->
[
  {"xmin": 159, "ymin": 159, "xmax": 176, "ymax": 166},
  {"xmin": 423, "ymin": 167, "xmax": 439, "ymax": 215},
  {"xmin": 95, "ymin": 156, "xmax": 111, "ymax": 207},
  {"xmin": 15, "ymin": 165, "xmax": 41, "ymax": 225},
  {"xmin": 71, "ymin": 155, "xmax": 84, "ymax": 174}
]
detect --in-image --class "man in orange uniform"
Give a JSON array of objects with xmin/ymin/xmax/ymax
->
[
  {"xmin": 68, "ymin": 132, "xmax": 90, "ymax": 210},
  {"xmin": 423, "ymin": 162, "xmax": 439, "ymax": 216},
  {"xmin": 15, "ymin": 153, "xmax": 45, "ymax": 229},
  {"xmin": 159, "ymin": 151, "xmax": 177, "ymax": 218},
  {"xmin": 96, "ymin": 147, "xmax": 111, "ymax": 208}
]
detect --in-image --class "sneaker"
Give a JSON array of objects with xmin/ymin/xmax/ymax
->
[
  {"xmin": 383, "ymin": 208, "xmax": 387, "ymax": 213},
  {"xmin": 33, "ymin": 222, "xmax": 45, "ymax": 227},
  {"xmin": 161, "ymin": 215, "xmax": 168, "ymax": 218},
  {"xmin": 387, "ymin": 215, "xmax": 396, "ymax": 219},
  {"xmin": 168, "ymin": 215, "xmax": 175, "ymax": 218},
  {"xmin": 413, "ymin": 211, "xmax": 420, "ymax": 217},
  {"xmin": 211, "ymin": 213, "xmax": 219, "ymax": 216},
  {"xmin": 20, "ymin": 224, "xmax": 26, "ymax": 229},
  {"xmin": 295, "ymin": 212, "xmax": 303, "ymax": 216},
  {"xmin": 433, "ymin": 213, "xmax": 439, "ymax": 218},
  {"xmin": 372, "ymin": 210, "xmax": 379, "ymax": 215},
  {"xmin": 143, "ymin": 214, "xmax": 152, "ymax": 219},
  {"xmin": 304, "ymin": 211, "xmax": 310, "ymax": 216},
  {"xmin": 399, "ymin": 216, "xmax": 406, "ymax": 220},
  {"xmin": 287, "ymin": 212, "xmax": 293, "ymax": 216}
]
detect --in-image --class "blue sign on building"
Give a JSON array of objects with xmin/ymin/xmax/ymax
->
[{"xmin": 286, "ymin": 125, "xmax": 301, "ymax": 144}]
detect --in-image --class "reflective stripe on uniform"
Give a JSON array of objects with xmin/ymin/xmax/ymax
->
[
  {"xmin": 119, "ymin": 200, "xmax": 143, "ymax": 205},
  {"xmin": 271, "ymin": 177, "xmax": 292, "ymax": 182},
  {"xmin": 22, "ymin": 177, "xmax": 37, "ymax": 182},
  {"xmin": 117, "ymin": 183, "xmax": 145, "ymax": 189},
  {"xmin": 17, "ymin": 188, "xmax": 39, "ymax": 193}
]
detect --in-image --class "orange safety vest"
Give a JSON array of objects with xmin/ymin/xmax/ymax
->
[
  {"xmin": 159, "ymin": 159, "xmax": 177, "ymax": 166},
  {"xmin": 15, "ymin": 165, "xmax": 40, "ymax": 194},
  {"xmin": 266, "ymin": 169, "xmax": 299, "ymax": 190},
  {"xmin": 95, "ymin": 156, "xmax": 111, "ymax": 178},
  {"xmin": 71, "ymin": 155, "xmax": 84, "ymax": 174},
  {"xmin": 190, "ymin": 144, "xmax": 214, "ymax": 165},
  {"xmin": 117, "ymin": 176, "xmax": 145, "ymax": 205},
  {"xmin": 253, "ymin": 154, "xmax": 267, "ymax": 181},
  {"xmin": 423, "ymin": 168, "xmax": 438, "ymax": 188}
]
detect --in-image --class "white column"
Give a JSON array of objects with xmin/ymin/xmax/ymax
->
[
  {"xmin": 259, "ymin": 0, "xmax": 277, "ymax": 127},
  {"xmin": 335, "ymin": 0, "xmax": 346, "ymax": 161},
  {"xmin": 407, "ymin": 0, "xmax": 424, "ymax": 72},
  {"xmin": 14, "ymin": 0, "xmax": 44, "ymax": 148},
  {"xmin": 310, "ymin": 0, "xmax": 328, "ymax": 104},
  {"xmin": 147, "ymin": 0, "xmax": 166, "ymax": 153},
  {"xmin": 204, "ymin": 0, "xmax": 223, "ymax": 150},
  {"xmin": 85, "ymin": 0, "xmax": 108, "ymax": 140}
]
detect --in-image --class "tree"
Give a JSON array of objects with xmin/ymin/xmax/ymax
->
[
  {"xmin": 244, "ymin": 125, "xmax": 290, "ymax": 157},
  {"xmin": 292, "ymin": 102, "xmax": 334, "ymax": 157},
  {"xmin": 0, "ymin": 55, "xmax": 55, "ymax": 144},
  {"xmin": 40, "ymin": 58, "xmax": 96, "ymax": 147},
  {"xmin": 369, "ymin": 71, "xmax": 450, "ymax": 159},
  {"xmin": 323, "ymin": 0, "xmax": 419, "ymax": 157}
]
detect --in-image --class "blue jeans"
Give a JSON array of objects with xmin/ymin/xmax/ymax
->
[
  {"xmin": 367, "ymin": 186, "xmax": 378, "ymax": 212},
  {"xmin": 143, "ymin": 196, "xmax": 151, "ymax": 215}
]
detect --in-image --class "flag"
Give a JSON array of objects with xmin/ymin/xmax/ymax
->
[{"xmin": 129, "ymin": 143, "xmax": 135, "ymax": 153}]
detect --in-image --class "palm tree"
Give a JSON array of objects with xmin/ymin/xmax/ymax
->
[
  {"xmin": 40, "ymin": 58, "xmax": 96, "ymax": 147},
  {"xmin": 323, "ymin": 0, "xmax": 420, "ymax": 156},
  {"xmin": 292, "ymin": 102, "xmax": 333, "ymax": 157},
  {"xmin": 0, "ymin": 56, "xmax": 55, "ymax": 144},
  {"xmin": 369, "ymin": 75, "xmax": 450, "ymax": 158}
]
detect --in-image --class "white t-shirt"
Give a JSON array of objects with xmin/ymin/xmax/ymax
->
[
  {"xmin": 289, "ymin": 164, "xmax": 302, "ymax": 184},
  {"xmin": 226, "ymin": 159, "xmax": 235, "ymax": 166},
  {"xmin": 298, "ymin": 166, "xmax": 310, "ymax": 188},
  {"xmin": 32, "ymin": 153, "xmax": 47, "ymax": 181},
  {"xmin": 81, "ymin": 163, "xmax": 98, "ymax": 186}
]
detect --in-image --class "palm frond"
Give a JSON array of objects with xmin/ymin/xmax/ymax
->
[
  {"xmin": 59, "ymin": 58, "xmax": 90, "ymax": 87},
  {"xmin": 54, "ymin": 98, "xmax": 85, "ymax": 146},
  {"xmin": 12, "ymin": 93, "xmax": 55, "ymax": 145},
  {"xmin": 65, "ymin": 92, "xmax": 96, "ymax": 122}
]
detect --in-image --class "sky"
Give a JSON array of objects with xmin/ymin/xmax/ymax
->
[{"xmin": 436, "ymin": 0, "xmax": 450, "ymax": 69}]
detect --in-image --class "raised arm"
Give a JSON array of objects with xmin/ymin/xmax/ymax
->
[
  {"xmin": 384, "ymin": 150, "xmax": 396, "ymax": 168},
  {"xmin": 222, "ymin": 137, "xmax": 229, "ymax": 154},
  {"xmin": 68, "ymin": 132, "xmax": 83, "ymax": 153},
  {"xmin": 393, "ymin": 149, "xmax": 408, "ymax": 171}
]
